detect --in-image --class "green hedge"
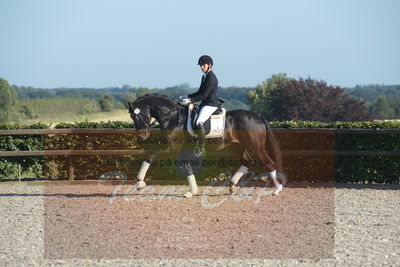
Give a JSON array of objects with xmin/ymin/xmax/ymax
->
[
  {"xmin": 0, "ymin": 121, "xmax": 399, "ymax": 183},
  {"xmin": 0, "ymin": 122, "xmax": 49, "ymax": 179},
  {"xmin": 269, "ymin": 120, "xmax": 400, "ymax": 129},
  {"xmin": 269, "ymin": 121, "xmax": 399, "ymax": 184},
  {"xmin": 334, "ymin": 130, "xmax": 399, "ymax": 183},
  {"xmin": 54, "ymin": 121, "xmax": 134, "ymax": 129}
]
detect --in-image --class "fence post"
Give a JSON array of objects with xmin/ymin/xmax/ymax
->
[
  {"xmin": 17, "ymin": 164, "xmax": 21, "ymax": 182},
  {"xmin": 68, "ymin": 157, "xmax": 75, "ymax": 181}
]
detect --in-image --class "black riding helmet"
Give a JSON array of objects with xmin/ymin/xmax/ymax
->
[{"xmin": 198, "ymin": 55, "xmax": 213, "ymax": 66}]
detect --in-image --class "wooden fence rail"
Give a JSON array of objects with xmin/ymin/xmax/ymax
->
[{"xmin": 1, "ymin": 128, "xmax": 399, "ymax": 180}]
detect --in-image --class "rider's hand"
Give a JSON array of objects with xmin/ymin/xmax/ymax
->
[{"xmin": 179, "ymin": 95, "xmax": 191, "ymax": 106}]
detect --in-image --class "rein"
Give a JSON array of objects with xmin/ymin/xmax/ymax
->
[
  {"xmin": 134, "ymin": 104, "xmax": 183, "ymax": 129},
  {"xmin": 136, "ymin": 112, "xmax": 152, "ymax": 129},
  {"xmin": 131, "ymin": 95, "xmax": 184, "ymax": 129},
  {"xmin": 152, "ymin": 105, "xmax": 182, "ymax": 127}
]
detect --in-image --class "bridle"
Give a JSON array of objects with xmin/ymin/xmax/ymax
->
[
  {"xmin": 157, "ymin": 105, "xmax": 182, "ymax": 126},
  {"xmin": 131, "ymin": 107, "xmax": 153, "ymax": 129},
  {"xmin": 131, "ymin": 104, "xmax": 182, "ymax": 130}
]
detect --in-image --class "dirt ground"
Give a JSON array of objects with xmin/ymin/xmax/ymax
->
[
  {"xmin": 0, "ymin": 181, "xmax": 399, "ymax": 266},
  {"xmin": 43, "ymin": 182, "xmax": 334, "ymax": 259}
]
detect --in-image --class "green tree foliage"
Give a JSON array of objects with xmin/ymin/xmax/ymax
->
[
  {"xmin": 0, "ymin": 78, "xmax": 18, "ymax": 122},
  {"xmin": 248, "ymin": 75, "xmax": 372, "ymax": 122},
  {"xmin": 121, "ymin": 92, "xmax": 137, "ymax": 108},
  {"xmin": 345, "ymin": 84, "xmax": 400, "ymax": 119},
  {"xmin": 158, "ymin": 83, "xmax": 191, "ymax": 98},
  {"xmin": 13, "ymin": 84, "xmax": 253, "ymax": 111},
  {"xmin": 346, "ymin": 84, "xmax": 400, "ymax": 102},
  {"xmin": 368, "ymin": 96, "xmax": 399, "ymax": 119},
  {"xmin": 98, "ymin": 95, "xmax": 114, "ymax": 112},
  {"xmin": 19, "ymin": 105, "xmax": 35, "ymax": 119},
  {"xmin": 12, "ymin": 82, "xmax": 400, "ymax": 119},
  {"xmin": 247, "ymin": 73, "xmax": 290, "ymax": 117},
  {"xmin": 136, "ymin": 87, "xmax": 151, "ymax": 97},
  {"xmin": 218, "ymin": 86, "xmax": 252, "ymax": 103},
  {"xmin": 222, "ymin": 99, "xmax": 250, "ymax": 110}
]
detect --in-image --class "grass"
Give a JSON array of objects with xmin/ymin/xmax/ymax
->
[
  {"xmin": 10, "ymin": 108, "xmax": 131, "ymax": 126},
  {"xmin": 8, "ymin": 98, "xmax": 132, "ymax": 126}
]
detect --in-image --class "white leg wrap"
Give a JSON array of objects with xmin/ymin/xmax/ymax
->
[
  {"xmin": 137, "ymin": 161, "xmax": 150, "ymax": 181},
  {"xmin": 269, "ymin": 170, "xmax": 277, "ymax": 180},
  {"xmin": 230, "ymin": 165, "xmax": 248, "ymax": 185},
  {"xmin": 270, "ymin": 170, "xmax": 283, "ymax": 195},
  {"xmin": 187, "ymin": 174, "xmax": 198, "ymax": 194},
  {"xmin": 269, "ymin": 170, "xmax": 279, "ymax": 186}
]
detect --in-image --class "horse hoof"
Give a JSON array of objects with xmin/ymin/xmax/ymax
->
[
  {"xmin": 229, "ymin": 184, "xmax": 236, "ymax": 195},
  {"xmin": 135, "ymin": 181, "xmax": 146, "ymax": 190},
  {"xmin": 183, "ymin": 191, "xmax": 193, "ymax": 198},
  {"xmin": 272, "ymin": 184, "xmax": 283, "ymax": 196}
]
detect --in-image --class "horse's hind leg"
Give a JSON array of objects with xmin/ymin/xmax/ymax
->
[
  {"xmin": 242, "ymin": 143, "xmax": 283, "ymax": 195},
  {"xmin": 257, "ymin": 149, "xmax": 283, "ymax": 195}
]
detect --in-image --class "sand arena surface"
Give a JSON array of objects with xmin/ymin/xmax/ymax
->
[{"xmin": 0, "ymin": 181, "xmax": 399, "ymax": 266}]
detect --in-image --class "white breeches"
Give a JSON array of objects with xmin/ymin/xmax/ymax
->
[{"xmin": 196, "ymin": 105, "xmax": 218, "ymax": 126}]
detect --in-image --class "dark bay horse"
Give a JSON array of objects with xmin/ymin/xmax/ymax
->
[{"xmin": 128, "ymin": 94, "xmax": 285, "ymax": 198}]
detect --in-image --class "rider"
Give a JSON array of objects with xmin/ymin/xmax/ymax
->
[{"xmin": 183, "ymin": 55, "xmax": 220, "ymax": 155}]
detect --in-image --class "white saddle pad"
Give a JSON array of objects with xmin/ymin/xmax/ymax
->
[{"xmin": 186, "ymin": 104, "xmax": 226, "ymax": 138}]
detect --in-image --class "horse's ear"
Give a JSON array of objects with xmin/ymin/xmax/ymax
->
[{"xmin": 127, "ymin": 102, "xmax": 133, "ymax": 112}]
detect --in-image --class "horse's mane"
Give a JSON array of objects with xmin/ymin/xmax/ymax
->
[
  {"xmin": 136, "ymin": 93, "xmax": 178, "ymax": 105},
  {"xmin": 134, "ymin": 93, "xmax": 183, "ymax": 123}
]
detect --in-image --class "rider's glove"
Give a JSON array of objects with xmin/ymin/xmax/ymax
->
[{"xmin": 179, "ymin": 95, "xmax": 191, "ymax": 106}]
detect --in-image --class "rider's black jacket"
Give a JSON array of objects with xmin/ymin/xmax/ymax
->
[{"xmin": 188, "ymin": 70, "xmax": 220, "ymax": 107}]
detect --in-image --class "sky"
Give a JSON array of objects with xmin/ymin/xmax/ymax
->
[{"xmin": 0, "ymin": 0, "xmax": 399, "ymax": 89}]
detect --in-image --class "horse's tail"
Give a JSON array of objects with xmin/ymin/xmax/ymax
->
[{"xmin": 262, "ymin": 118, "xmax": 287, "ymax": 184}]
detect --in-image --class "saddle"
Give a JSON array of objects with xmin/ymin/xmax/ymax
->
[{"xmin": 186, "ymin": 103, "xmax": 226, "ymax": 138}]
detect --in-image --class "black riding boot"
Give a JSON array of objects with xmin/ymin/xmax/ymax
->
[{"xmin": 194, "ymin": 122, "xmax": 206, "ymax": 157}]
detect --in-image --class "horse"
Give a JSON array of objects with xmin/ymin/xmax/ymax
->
[{"xmin": 127, "ymin": 93, "xmax": 286, "ymax": 198}]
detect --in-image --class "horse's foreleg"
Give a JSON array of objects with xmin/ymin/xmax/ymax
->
[
  {"xmin": 135, "ymin": 160, "xmax": 151, "ymax": 189},
  {"xmin": 229, "ymin": 165, "xmax": 248, "ymax": 195},
  {"xmin": 229, "ymin": 148, "xmax": 250, "ymax": 195},
  {"xmin": 183, "ymin": 174, "xmax": 198, "ymax": 198}
]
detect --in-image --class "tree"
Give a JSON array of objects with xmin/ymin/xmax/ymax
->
[
  {"xmin": 20, "ymin": 105, "xmax": 35, "ymax": 119},
  {"xmin": 219, "ymin": 86, "xmax": 253, "ymax": 103},
  {"xmin": 0, "ymin": 78, "xmax": 18, "ymax": 122},
  {"xmin": 369, "ymin": 96, "xmax": 397, "ymax": 119},
  {"xmin": 248, "ymin": 75, "xmax": 372, "ymax": 122},
  {"xmin": 136, "ymin": 87, "xmax": 151, "ymax": 97},
  {"xmin": 247, "ymin": 73, "xmax": 290, "ymax": 118},
  {"xmin": 98, "ymin": 95, "xmax": 114, "ymax": 112},
  {"xmin": 121, "ymin": 92, "xmax": 137, "ymax": 108}
]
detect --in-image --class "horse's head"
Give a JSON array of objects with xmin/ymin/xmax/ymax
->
[
  {"xmin": 128, "ymin": 100, "xmax": 154, "ymax": 141},
  {"xmin": 128, "ymin": 94, "xmax": 182, "ymax": 140}
]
